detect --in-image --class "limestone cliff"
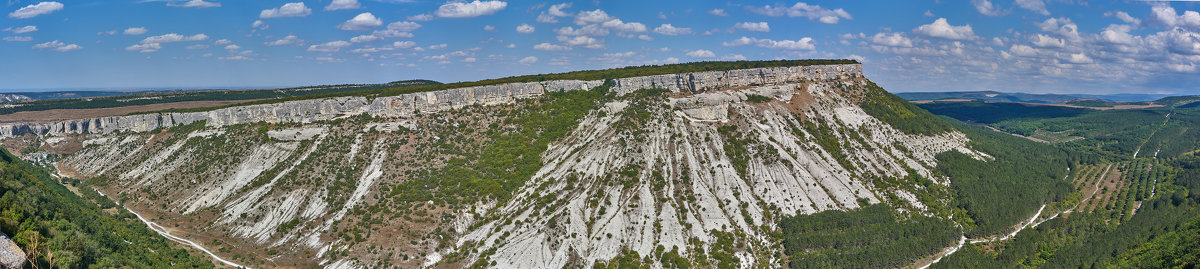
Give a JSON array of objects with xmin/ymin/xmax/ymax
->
[
  {"xmin": 0, "ymin": 64, "xmax": 858, "ymax": 138},
  {"xmin": 24, "ymin": 63, "xmax": 981, "ymax": 268}
]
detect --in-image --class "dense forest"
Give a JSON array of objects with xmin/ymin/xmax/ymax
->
[
  {"xmin": 0, "ymin": 149, "xmax": 212, "ymax": 268},
  {"xmin": 778, "ymin": 204, "xmax": 959, "ymax": 268},
  {"xmin": 917, "ymin": 101, "xmax": 1090, "ymax": 124},
  {"xmin": 935, "ymin": 121, "xmax": 1073, "ymax": 237},
  {"xmin": 919, "ymin": 99, "xmax": 1200, "ymax": 268},
  {"xmin": 933, "ymin": 156, "xmax": 1200, "ymax": 268}
]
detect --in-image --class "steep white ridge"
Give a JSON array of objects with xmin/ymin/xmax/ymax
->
[
  {"xmin": 454, "ymin": 80, "xmax": 979, "ymax": 268},
  {"xmin": 183, "ymin": 142, "xmax": 298, "ymax": 214},
  {"xmin": 220, "ymin": 133, "xmax": 327, "ymax": 244},
  {"xmin": 121, "ymin": 137, "xmax": 189, "ymax": 186}
]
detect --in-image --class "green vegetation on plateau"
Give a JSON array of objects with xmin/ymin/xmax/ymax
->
[
  {"xmin": 0, "ymin": 149, "xmax": 212, "ymax": 268},
  {"xmin": 388, "ymin": 81, "xmax": 612, "ymax": 206},
  {"xmin": 858, "ymin": 81, "xmax": 954, "ymax": 135}
]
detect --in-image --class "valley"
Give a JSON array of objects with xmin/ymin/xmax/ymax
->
[
  {"xmin": 7, "ymin": 1, "xmax": 1200, "ymax": 268},
  {"xmin": 1, "ymin": 60, "xmax": 1197, "ymax": 268}
]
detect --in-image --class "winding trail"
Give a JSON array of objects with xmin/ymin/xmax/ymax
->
[
  {"xmin": 917, "ymin": 236, "xmax": 965, "ymax": 269},
  {"xmin": 922, "ymin": 204, "xmax": 1057, "ymax": 268},
  {"xmin": 968, "ymin": 204, "xmax": 1046, "ymax": 244},
  {"xmin": 93, "ymin": 187, "xmax": 250, "ymax": 268}
]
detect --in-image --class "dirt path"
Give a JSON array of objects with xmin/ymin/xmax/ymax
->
[
  {"xmin": 1133, "ymin": 112, "xmax": 1172, "ymax": 158},
  {"xmin": 916, "ymin": 236, "xmax": 965, "ymax": 269},
  {"xmin": 57, "ymin": 164, "xmax": 250, "ymax": 267},
  {"xmin": 982, "ymin": 125, "xmax": 1049, "ymax": 143},
  {"xmin": 1077, "ymin": 164, "xmax": 1113, "ymax": 211},
  {"xmin": 101, "ymin": 188, "xmax": 251, "ymax": 269}
]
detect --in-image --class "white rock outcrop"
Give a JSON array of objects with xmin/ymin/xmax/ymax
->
[{"xmin": 0, "ymin": 65, "xmax": 859, "ymax": 138}]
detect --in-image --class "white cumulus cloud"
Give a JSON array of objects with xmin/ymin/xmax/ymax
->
[
  {"xmin": 722, "ymin": 36, "xmax": 815, "ymax": 50},
  {"xmin": 1063, "ymin": 52, "xmax": 1093, "ymax": 64},
  {"xmin": 1104, "ymin": 11, "xmax": 1141, "ymax": 26},
  {"xmin": 519, "ymin": 56, "xmax": 538, "ymax": 64},
  {"xmin": 266, "ymin": 35, "xmax": 303, "ymax": 46},
  {"xmin": 653, "ymin": 24, "xmax": 692, "ymax": 35},
  {"xmin": 126, "ymin": 43, "xmax": 162, "ymax": 53},
  {"xmin": 5, "ymin": 26, "xmax": 38, "ymax": 34},
  {"xmin": 686, "ymin": 49, "xmax": 715, "ymax": 58},
  {"xmin": 34, "ymin": 40, "xmax": 81, "ymax": 51},
  {"xmin": 435, "ymin": 0, "xmax": 507, "ymax": 18},
  {"xmin": 252, "ymin": 20, "xmax": 268, "ymax": 30},
  {"xmin": 142, "ymin": 33, "xmax": 209, "ymax": 44},
  {"xmin": 971, "ymin": 0, "xmax": 1008, "ymax": 16},
  {"xmin": 1030, "ymin": 34, "xmax": 1065, "ymax": 48},
  {"xmin": 870, "ymin": 32, "xmax": 912, "ymax": 47},
  {"xmin": 533, "ymin": 42, "xmax": 569, "ymax": 51},
  {"xmin": 338, "ymin": 12, "xmax": 383, "ymax": 31},
  {"xmin": 308, "ymin": 40, "xmax": 351, "ymax": 52},
  {"xmin": 9, "ymin": 2, "xmax": 64, "ymax": 19},
  {"xmin": 260, "ymin": 2, "xmax": 311, "ymax": 18},
  {"xmin": 326, "ymin": 0, "xmax": 361, "ymax": 11},
  {"xmin": 747, "ymin": 2, "xmax": 851, "ymax": 24},
  {"xmin": 371, "ymin": 21, "xmax": 421, "ymax": 38},
  {"xmin": 517, "ymin": 24, "xmax": 535, "ymax": 34},
  {"xmin": 1014, "ymin": 0, "xmax": 1049, "ymax": 16},
  {"xmin": 914, "ymin": 18, "xmax": 977, "ymax": 40},
  {"xmin": 123, "ymin": 27, "xmax": 148, "ymax": 35},
  {"xmin": 734, "ymin": 22, "xmax": 770, "ymax": 32},
  {"xmin": 1151, "ymin": 5, "xmax": 1200, "ymax": 31},
  {"xmin": 1009, "ymin": 44, "xmax": 1038, "ymax": 57},
  {"xmin": 709, "ymin": 9, "xmax": 727, "ymax": 16},
  {"xmin": 168, "ymin": 0, "xmax": 220, "ymax": 8},
  {"xmin": 350, "ymin": 35, "xmax": 380, "ymax": 43},
  {"xmin": 538, "ymin": 3, "xmax": 572, "ymax": 23}
]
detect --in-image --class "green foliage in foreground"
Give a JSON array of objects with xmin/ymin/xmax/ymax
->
[
  {"xmin": 1113, "ymin": 214, "xmax": 1200, "ymax": 268},
  {"xmin": 0, "ymin": 149, "xmax": 213, "ymax": 268},
  {"xmin": 779, "ymin": 204, "xmax": 960, "ymax": 268},
  {"xmin": 858, "ymin": 81, "xmax": 955, "ymax": 135},
  {"xmin": 936, "ymin": 120, "xmax": 1073, "ymax": 238},
  {"xmin": 388, "ymin": 81, "xmax": 611, "ymax": 206}
]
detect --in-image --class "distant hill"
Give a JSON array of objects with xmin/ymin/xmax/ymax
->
[
  {"xmin": 895, "ymin": 91, "xmax": 1169, "ymax": 104},
  {"xmin": 0, "ymin": 90, "xmax": 201, "ymax": 103},
  {"xmin": 0, "ymin": 80, "xmax": 442, "ymax": 116}
]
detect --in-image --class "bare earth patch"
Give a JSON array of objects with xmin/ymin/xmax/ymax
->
[{"xmin": 0, "ymin": 100, "xmax": 261, "ymax": 124}]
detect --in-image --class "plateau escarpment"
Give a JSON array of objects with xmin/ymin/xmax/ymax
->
[
  {"xmin": 11, "ymin": 62, "xmax": 990, "ymax": 268},
  {"xmin": 0, "ymin": 64, "xmax": 855, "ymax": 138}
]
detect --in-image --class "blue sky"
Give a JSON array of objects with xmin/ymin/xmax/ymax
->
[{"xmin": 2, "ymin": 0, "xmax": 1200, "ymax": 94}]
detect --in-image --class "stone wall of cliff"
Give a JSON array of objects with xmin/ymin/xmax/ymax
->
[{"xmin": 0, "ymin": 64, "xmax": 861, "ymax": 137}]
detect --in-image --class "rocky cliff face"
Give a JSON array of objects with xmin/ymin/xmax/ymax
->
[
  {"xmin": 26, "ymin": 63, "xmax": 981, "ymax": 268},
  {"xmin": 0, "ymin": 64, "xmax": 858, "ymax": 138},
  {"xmin": 0, "ymin": 232, "xmax": 25, "ymax": 269}
]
